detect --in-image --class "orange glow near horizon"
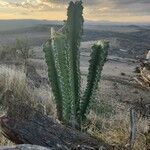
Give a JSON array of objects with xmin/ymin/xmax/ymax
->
[
  {"xmin": 0, "ymin": 12, "xmax": 66, "ymax": 20},
  {"xmin": 0, "ymin": 0, "xmax": 150, "ymax": 23},
  {"xmin": 0, "ymin": 12, "xmax": 150, "ymax": 24}
]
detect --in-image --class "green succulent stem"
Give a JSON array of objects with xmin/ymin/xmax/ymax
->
[
  {"xmin": 43, "ymin": 1, "xmax": 109, "ymax": 130},
  {"xmin": 80, "ymin": 41, "xmax": 109, "ymax": 121}
]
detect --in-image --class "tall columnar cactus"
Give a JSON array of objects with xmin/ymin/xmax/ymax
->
[
  {"xmin": 43, "ymin": 1, "xmax": 109, "ymax": 129},
  {"xmin": 65, "ymin": 0, "xmax": 83, "ymax": 125}
]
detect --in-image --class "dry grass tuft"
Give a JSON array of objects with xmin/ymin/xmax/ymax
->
[
  {"xmin": 0, "ymin": 65, "xmax": 34, "ymax": 107},
  {"xmin": 0, "ymin": 65, "xmax": 56, "ymax": 114},
  {"xmin": 34, "ymin": 86, "xmax": 57, "ymax": 117},
  {"xmin": 0, "ymin": 132, "xmax": 13, "ymax": 146},
  {"xmin": 87, "ymin": 100, "xmax": 150, "ymax": 150}
]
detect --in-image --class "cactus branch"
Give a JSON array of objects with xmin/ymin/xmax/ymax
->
[{"xmin": 80, "ymin": 41, "xmax": 109, "ymax": 121}]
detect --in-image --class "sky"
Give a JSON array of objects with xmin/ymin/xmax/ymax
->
[{"xmin": 0, "ymin": 0, "xmax": 150, "ymax": 23}]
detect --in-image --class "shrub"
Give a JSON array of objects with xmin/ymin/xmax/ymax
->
[
  {"xmin": 0, "ymin": 38, "xmax": 31, "ymax": 63},
  {"xmin": 0, "ymin": 65, "xmax": 34, "ymax": 109}
]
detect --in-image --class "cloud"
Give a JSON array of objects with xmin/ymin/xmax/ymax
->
[
  {"xmin": 39, "ymin": 0, "xmax": 150, "ymax": 16},
  {"xmin": 114, "ymin": 0, "xmax": 150, "ymax": 5},
  {"xmin": 84, "ymin": 0, "xmax": 150, "ymax": 18},
  {"xmin": 0, "ymin": 0, "xmax": 9, "ymax": 6},
  {"xmin": 41, "ymin": 0, "xmax": 150, "ymax": 6},
  {"xmin": 1, "ymin": 0, "xmax": 150, "ymax": 15},
  {"xmin": 0, "ymin": 0, "xmax": 150, "ymax": 21},
  {"xmin": 0, "ymin": 0, "xmax": 65, "ymax": 11}
]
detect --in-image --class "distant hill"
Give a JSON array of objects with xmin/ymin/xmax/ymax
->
[
  {"xmin": 0, "ymin": 21, "xmax": 150, "ymax": 59},
  {"xmin": 85, "ymin": 20, "xmax": 150, "ymax": 26},
  {"xmin": 1, "ymin": 19, "xmax": 150, "ymax": 32},
  {"xmin": 0, "ymin": 19, "xmax": 62, "ymax": 31}
]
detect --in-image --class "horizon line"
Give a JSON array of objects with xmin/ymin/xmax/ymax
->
[{"xmin": 0, "ymin": 19, "xmax": 150, "ymax": 24}]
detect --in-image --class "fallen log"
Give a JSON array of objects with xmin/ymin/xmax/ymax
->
[
  {"xmin": 0, "ymin": 102, "xmax": 113, "ymax": 150},
  {"xmin": 0, "ymin": 144, "xmax": 51, "ymax": 150}
]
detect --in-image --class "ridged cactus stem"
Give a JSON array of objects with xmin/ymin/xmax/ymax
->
[
  {"xmin": 80, "ymin": 41, "xmax": 109, "ymax": 121},
  {"xmin": 43, "ymin": 1, "xmax": 109, "ymax": 130}
]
